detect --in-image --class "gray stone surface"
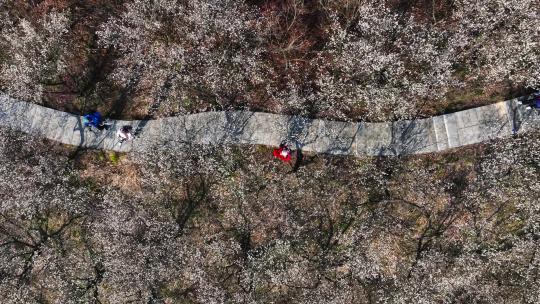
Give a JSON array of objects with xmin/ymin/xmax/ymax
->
[
  {"xmin": 185, "ymin": 112, "xmax": 228, "ymax": 145},
  {"xmin": 476, "ymin": 102, "xmax": 511, "ymax": 140},
  {"xmin": 160, "ymin": 116, "xmax": 186, "ymax": 144},
  {"xmin": 443, "ymin": 113, "xmax": 460, "ymax": 148},
  {"xmin": 356, "ymin": 122, "xmax": 393, "ymax": 156},
  {"xmin": 432, "ymin": 115, "xmax": 449, "ymax": 151},
  {"xmin": 1, "ymin": 93, "xmax": 538, "ymax": 156},
  {"xmin": 238, "ymin": 112, "xmax": 290, "ymax": 146},
  {"xmin": 1, "ymin": 99, "xmax": 34, "ymax": 131},
  {"xmin": 311, "ymin": 120, "xmax": 359, "ymax": 155},
  {"xmin": 131, "ymin": 119, "xmax": 162, "ymax": 151}
]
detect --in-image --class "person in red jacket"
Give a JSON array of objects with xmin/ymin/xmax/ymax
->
[{"xmin": 273, "ymin": 143, "xmax": 292, "ymax": 162}]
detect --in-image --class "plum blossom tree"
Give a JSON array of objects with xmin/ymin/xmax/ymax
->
[
  {"xmin": 314, "ymin": 2, "xmax": 457, "ymax": 121},
  {"xmin": 451, "ymin": 0, "xmax": 540, "ymax": 88},
  {"xmin": 0, "ymin": 129, "xmax": 539, "ymax": 302},
  {"xmin": 314, "ymin": 0, "xmax": 539, "ymax": 121},
  {"xmin": 97, "ymin": 0, "xmax": 269, "ymax": 116},
  {"xmin": 0, "ymin": 10, "xmax": 70, "ymax": 103},
  {"xmin": 390, "ymin": 132, "xmax": 540, "ymax": 303},
  {"xmin": 0, "ymin": 128, "xmax": 96, "ymax": 302},
  {"xmin": 98, "ymin": 133, "xmax": 540, "ymax": 302},
  {"xmin": 1, "ymin": 0, "xmax": 538, "ymax": 121}
]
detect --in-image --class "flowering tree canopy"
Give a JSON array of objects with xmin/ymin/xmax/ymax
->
[
  {"xmin": 0, "ymin": 126, "xmax": 538, "ymax": 302},
  {"xmin": 0, "ymin": 0, "xmax": 537, "ymax": 120}
]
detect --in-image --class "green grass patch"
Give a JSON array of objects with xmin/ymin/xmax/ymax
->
[{"xmin": 107, "ymin": 151, "xmax": 120, "ymax": 165}]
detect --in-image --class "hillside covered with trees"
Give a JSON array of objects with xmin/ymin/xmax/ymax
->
[
  {"xmin": 0, "ymin": 0, "xmax": 539, "ymax": 303},
  {"xmin": 1, "ymin": 0, "xmax": 538, "ymax": 121},
  {"xmin": 0, "ymin": 125, "xmax": 539, "ymax": 302}
]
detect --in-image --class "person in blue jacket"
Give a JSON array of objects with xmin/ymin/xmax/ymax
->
[
  {"xmin": 524, "ymin": 93, "xmax": 540, "ymax": 110},
  {"xmin": 83, "ymin": 112, "xmax": 106, "ymax": 130}
]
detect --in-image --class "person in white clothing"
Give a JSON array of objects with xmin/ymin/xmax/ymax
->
[{"xmin": 117, "ymin": 125, "xmax": 134, "ymax": 144}]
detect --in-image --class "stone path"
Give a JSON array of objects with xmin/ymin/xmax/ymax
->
[{"xmin": 0, "ymin": 93, "xmax": 539, "ymax": 156}]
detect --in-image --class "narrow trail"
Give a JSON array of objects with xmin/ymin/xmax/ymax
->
[{"xmin": 0, "ymin": 93, "xmax": 538, "ymax": 156}]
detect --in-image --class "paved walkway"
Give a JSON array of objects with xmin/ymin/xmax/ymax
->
[{"xmin": 0, "ymin": 93, "xmax": 539, "ymax": 156}]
